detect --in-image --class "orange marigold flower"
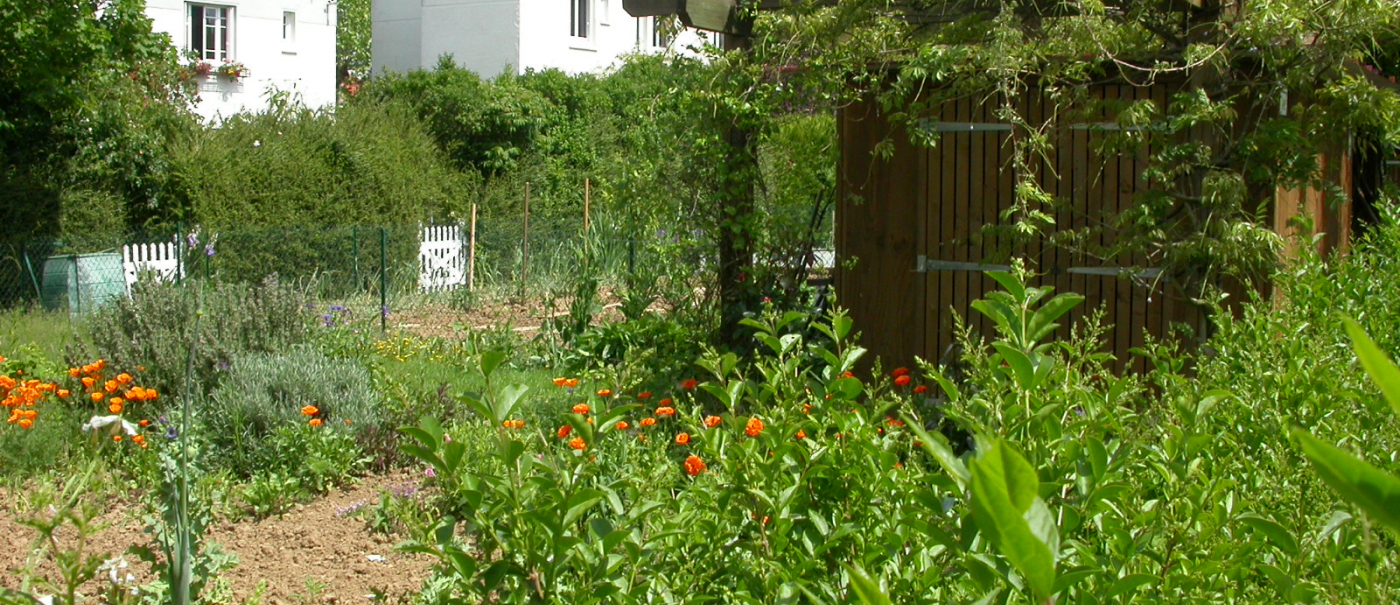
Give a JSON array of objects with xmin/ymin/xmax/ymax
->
[
  {"xmin": 891, "ymin": 367, "xmax": 910, "ymax": 377},
  {"xmin": 132, "ymin": 435, "xmax": 145, "ymax": 445},
  {"xmin": 704, "ymin": 415, "xmax": 721, "ymax": 428},
  {"xmin": 841, "ymin": 371, "xmax": 854, "ymax": 378},
  {"xmin": 913, "ymin": 385, "xmax": 928, "ymax": 394},
  {"xmin": 616, "ymin": 420, "xmax": 630, "ymax": 430},
  {"xmin": 744, "ymin": 417, "xmax": 764, "ymax": 437},
  {"xmin": 137, "ymin": 365, "xmax": 145, "ymax": 373},
  {"xmin": 68, "ymin": 368, "xmax": 80, "ymax": 378},
  {"xmin": 683, "ymin": 455, "xmax": 706, "ymax": 476},
  {"xmin": 569, "ymin": 436, "xmax": 586, "ymax": 450},
  {"xmin": 802, "ymin": 403, "xmax": 812, "ymax": 415},
  {"xmin": 91, "ymin": 392, "xmax": 105, "ymax": 402},
  {"xmin": 108, "ymin": 403, "xmax": 123, "ymax": 414},
  {"xmin": 886, "ymin": 418, "xmax": 906, "ymax": 428},
  {"xmin": 140, "ymin": 419, "xmax": 151, "ymax": 427},
  {"xmin": 94, "ymin": 359, "xmax": 106, "ymax": 371},
  {"xmin": 596, "ymin": 389, "xmax": 613, "ymax": 397},
  {"xmin": 675, "ymin": 432, "xmax": 691, "ymax": 445},
  {"xmin": 893, "ymin": 375, "xmax": 912, "ymax": 387},
  {"xmin": 572, "ymin": 403, "xmax": 591, "ymax": 415},
  {"xmin": 103, "ymin": 380, "xmax": 118, "ymax": 393},
  {"xmin": 503, "ymin": 419, "xmax": 525, "ymax": 429},
  {"xmin": 56, "ymin": 389, "xmax": 70, "ymax": 398},
  {"xmin": 309, "ymin": 418, "xmax": 323, "ymax": 427},
  {"xmin": 301, "ymin": 405, "xmax": 319, "ymax": 416},
  {"xmin": 655, "ymin": 406, "xmax": 676, "ymax": 417},
  {"xmin": 558, "ymin": 424, "xmax": 573, "ymax": 438},
  {"xmin": 639, "ymin": 417, "xmax": 656, "ymax": 428},
  {"xmin": 81, "ymin": 377, "xmax": 95, "ymax": 388},
  {"xmin": 116, "ymin": 373, "xmax": 132, "ymax": 385},
  {"xmin": 637, "ymin": 391, "xmax": 653, "ymax": 399},
  {"xmin": 680, "ymin": 379, "xmax": 698, "ymax": 391},
  {"xmin": 113, "ymin": 435, "xmax": 123, "ymax": 442},
  {"xmin": 552, "ymin": 377, "xmax": 569, "ymax": 387},
  {"xmin": 17, "ymin": 418, "xmax": 33, "ymax": 430},
  {"xmin": 795, "ymin": 430, "xmax": 807, "ymax": 439},
  {"xmin": 565, "ymin": 378, "xmax": 579, "ymax": 388},
  {"xmin": 145, "ymin": 389, "xmax": 158, "ymax": 401}
]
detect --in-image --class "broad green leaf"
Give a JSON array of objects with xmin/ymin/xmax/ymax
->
[
  {"xmin": 564, "ymin": 489, "xmax": 605, "ymax": 525},
  {"xmin": 1342, "ymin": 317, "xmax": 1400, "ymax": 416},
  {"xmin": 843, "ymin": 565, "xmax": 892, "ymax": 605},
  {"xmin": 1027, "ymin": 293, "xmax": 1084, "ymax": 343},
  {"xmin": 1237, "ymin": 513, "xmax": 1299, "ymax": 556},
  {"xmin": 479, "ymin": 350, "xmax": 508, "ymax": 379},
  {"xmin": 985, "ymin": 271, "xmax": 1027, "ymax": 301},
  {"xmin": 495, "ymin": 384, "xmax": 529, "ymax": 423},
  {"xmin": 993, "ymin": 343, "xmax": 1035, "ymax": 390},
  {"xmin": 1103, "ymin": 573, "xmax": 1158, "ymax": 599},
  {"xmin": 901, "ymin": 415, "xmax": 969, "ymax": 492},
  {"xmin": 970, "ymin": 439, "xmax": 1058, "ymax": 599},
  {"xmin": 829, "ymin": 376, "xmax": 863, "ymax": 400},
  {"xmin": 1294, "ymin": 429, "xmax": 1400, "ymax": 533}
]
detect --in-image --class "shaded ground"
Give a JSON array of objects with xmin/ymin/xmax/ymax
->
[{"xmin": 0, "ymin": 471, "xmax": 437, "ymax": 603}]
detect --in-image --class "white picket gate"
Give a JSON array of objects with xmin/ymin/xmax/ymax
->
[
  {"xmin": 121, "ymin": 242, "xmax": 183, "ymax": 290},
  {"xmin": 419, "ymin": 224, "xmax": 466, "ymax": 291}
]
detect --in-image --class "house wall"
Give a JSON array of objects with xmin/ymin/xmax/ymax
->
[
  {"xmin": 148, "ymin": 0, "xmax": 338, "ymax": 122},
  {"xmin": 372, "ymin": 0, "xmax": 715, "ymax": 77}
]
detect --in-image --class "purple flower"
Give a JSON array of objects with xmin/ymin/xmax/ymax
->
[
  {"xmin": 381, "ymin": 305, "xmax": 390, "ymax": 319},
  {"xmin": 165, "ymin": 426, "xmax": 179, "ymax": 440},
  {"xmin": 329, "ymin": 304, "xmax": 346, "ymax": 312},
  {"xmin": 204, "ymin": 243, "xmax": 215, "ymax": 256}
]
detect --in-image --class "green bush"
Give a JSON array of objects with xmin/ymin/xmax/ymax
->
[
  {"xmin": 78, "ymin": 276, "xmax": 311, "ymax": 397},
  {"xmin": 203, "ymin": 346, "xmax": 382, "ymax": 478}
]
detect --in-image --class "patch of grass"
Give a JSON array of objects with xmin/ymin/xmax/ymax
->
[{"xmin": 0, "ymin": 307, "xmax": 79, "ymax": 366}]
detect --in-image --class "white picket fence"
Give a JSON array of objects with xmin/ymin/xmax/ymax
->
[
  {"xmin": 121, "ymin": 242, "xmax": 183, "ymax": 289},
  {"xmin": 419, "ymin": 224, "xmax": 468, "ymax": 291},
  {"xmin": 119, "ymin": 226, "xmax": 471, "ymax": 294}
]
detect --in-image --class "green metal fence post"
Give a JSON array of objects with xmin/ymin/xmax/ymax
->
[
  {"xmin": 21, "ymin": 242, "xmax": 41, "ymax": 299},
  {"xmin": 380, "ymin": 227, "xmax": 388, "ymax": 334},
  {"xmin": 71, "ymin": 255, "xmax": 80, "ymax": 315}
]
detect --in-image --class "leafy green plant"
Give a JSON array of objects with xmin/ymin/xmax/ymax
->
[
  {"xmin": 1294, "ymin": 319, "xmax": 1400, "ymax": 536},
  {"xmin": 238, "ymin": 472, "xmax": 306, "ymax": 519}
]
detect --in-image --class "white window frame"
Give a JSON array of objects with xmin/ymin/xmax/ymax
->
[
  {"xmin": 569, "ymin": 0, "xmax": 595, "ymax": 50},
  {"xmin": 282, "ymin": 11, "xmax": 297, "ymax": 53},
  {"xmin": 187, "ymin": 3, "xmax": 235, "ymax": 64}
]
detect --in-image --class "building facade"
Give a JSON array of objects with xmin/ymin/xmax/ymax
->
[
  {"xmin": 372, "ymin": 0, "xmax": 716, "ymax": 77},
  {"xmin": 145, "ymin": 0, "xmax": 339, "ymax": 121}
]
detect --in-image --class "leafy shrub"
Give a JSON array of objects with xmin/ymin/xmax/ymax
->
[
  {"xmin": 203, "ymin": 346, "xmax": 381, "ymax": 478},
  {"xmin": 78, "ymin": 276, "xmax": 311, "ymax": 397}
]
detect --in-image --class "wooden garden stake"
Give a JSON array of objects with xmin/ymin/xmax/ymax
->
[{"xmin": 468, "ymin": 203, "xmax": 477, "ymax": 292}]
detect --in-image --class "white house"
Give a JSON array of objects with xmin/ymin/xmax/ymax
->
[
  {"xmin": 144, "ymin": 0, "xmax": 339, "ymax": 121},
  {"xmin": 371, "ymin": 0, "xmax": 717, "ymax": 77}
]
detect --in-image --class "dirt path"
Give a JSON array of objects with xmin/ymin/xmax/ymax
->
[{"xmin": 0, "ymin": 471, "xmax": 437, "ymax": 603}]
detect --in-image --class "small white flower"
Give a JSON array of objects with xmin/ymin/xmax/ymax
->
[{"xmin": 253, "ymin": 140, "xmax": 261, "ymax": 147}]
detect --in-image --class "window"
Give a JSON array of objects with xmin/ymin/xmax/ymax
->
[
  {"xmin": 282, "ymin": 12, "xmax": 296, "ymax": 44},
  {"xmin": 189, "ymin": 4, "xmax": 233, "ymax": 62},
  {"xmin": 570, "ymin": 0, "xmax": 589, "ymax": 38}
]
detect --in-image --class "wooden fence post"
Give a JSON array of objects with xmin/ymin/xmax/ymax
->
[
  {"xmin": 522, "ymin": 182, "xmax": 531, "ymax": 285},
  {"xmin": 468, "ymin": 203, "xmax": 477, "ymax": 292}
]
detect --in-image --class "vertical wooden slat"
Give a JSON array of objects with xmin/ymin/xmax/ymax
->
[
  {"xmin": 1083, "ymin": 86, "xmax": 1104, "ymax": 344},
  {"xmin": 937, "ymin": 101, "xmax": 958, "ymax": 362},
  {"xmin": 951, "ymin": 95, "xmax": 971, "ymax": 343}
]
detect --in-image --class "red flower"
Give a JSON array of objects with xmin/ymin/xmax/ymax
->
[
  {"xmin": 893, "ymin": 375, "xmax": 912, "ymax": 387},
  {"xmin": 680, "ymin": 379, "xmax": 698, "ymax": 390},
  {"xmin": 704, "ymin": 415, "xmax": 721, "ymax": 428},
  {"xmin": 913, "ymin": 385, "xmax": 928, "ymax": 394},
  {"xmin": 558, "ymin": 425, "xmax": 573, "ymax": 438},
  {"xmin": 637, "ymin": 391, "xmax": 653, "ymax": 399},
  {"xmin": 891, "ymin": 367, "xmax": 910, "ymax": 378}
]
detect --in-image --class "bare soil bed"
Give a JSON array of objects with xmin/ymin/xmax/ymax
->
[{"xmin": 0, "ymin": 471, "xmax": 436, "ymax": 604}]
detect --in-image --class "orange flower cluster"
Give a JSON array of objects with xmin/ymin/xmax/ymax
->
[
  {"xmin": 503, "ymin": 419, "xmax": 526, "ymax": 429},
  {"xmin": 1, "ymin": 372, "xmax": 56, "ymax": 429},
  {"xmin": 683, "ymin": 455, "xmax": 706, "ymax": 476},
  {"xmin": 744, "ymin": 417, "xmax": 764, "ymax": 437},
  {"xmin": 67, "ymin": 359, "xmax": 157, "ymax": 446},
  {"xmin": 572, "ymin": 403, "xmax": 591, "ymax": 415},
  {"xmin": 552, "ymin": 377, "xmax": 581, "ymax": 388}
]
